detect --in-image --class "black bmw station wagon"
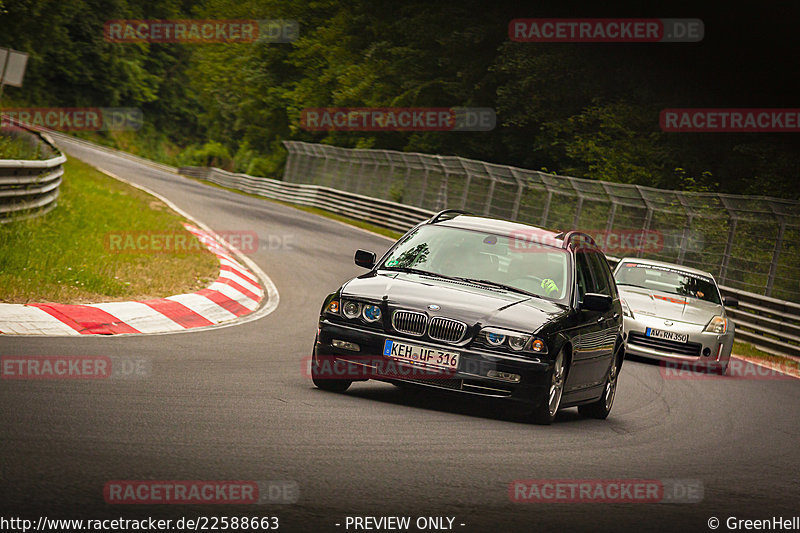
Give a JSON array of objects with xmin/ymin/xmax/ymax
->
[{"xmin": 312, "ymin": 211, "xmax": 624, "ymax": 424}]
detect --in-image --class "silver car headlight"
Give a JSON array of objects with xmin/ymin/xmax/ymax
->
[
  {"xmin": 704, "ymin": 315, "xmax": 728, "ymax": 334},
  {"xmin": 621, "ymin": 299, "xmax": 634, "ymax": 319}
]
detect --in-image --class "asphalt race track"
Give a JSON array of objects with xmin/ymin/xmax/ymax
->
[{"xmin": 2, "ymin": 137, "xmax": 798, "ymax": 533}]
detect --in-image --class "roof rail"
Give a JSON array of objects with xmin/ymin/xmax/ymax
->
[
  {"xmin": 558, "ymin": 231, "xmax": 597, "ymax": 249},
  {"xmin": 428, "ymin": 209, "xmax": 472, "ymax": 224}
]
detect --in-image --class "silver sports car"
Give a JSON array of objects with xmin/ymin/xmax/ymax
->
[{"xmin": 613, "ymin": 258, "xmax": 736, "ymax": 373}]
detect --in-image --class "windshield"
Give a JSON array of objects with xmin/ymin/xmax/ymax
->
[
  {"xmin": 380, "ymin": 225, "xmax": 570, "ymax": 301},
  {"xmin": 614, "ymin": 262, "xmax": 721, "ymax": 304}
]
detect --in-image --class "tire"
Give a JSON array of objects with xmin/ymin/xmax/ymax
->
[
  {"xmin": 311, "ymin": 337, "xmax": 352, "ymax": 393},
  {"xmin": 528, "ymin": 348, "xmax": 568, "ymax": 425},
  {"xmin": 578, "ymin": 343, "xmax": 622, "ymax": 420}
]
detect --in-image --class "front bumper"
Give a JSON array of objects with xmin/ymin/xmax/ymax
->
[
  {"xmin": 622, "ymin": 314, "xmax": 734, "ymax": 366},
  {"xmin": 315, "ymin": 318, "xmax": 552, "ymax": 406}
]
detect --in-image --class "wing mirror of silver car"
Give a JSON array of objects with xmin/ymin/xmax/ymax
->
[
  {"xmin": 582, "ymin": 293, "xmax": 613, "ymax": 312},
  {"xmin": 354, "ymin": 249, "xmax": 377, "ymax": 269},
  {"xmin": 723, "ymin": 295, "xmax": 739, "ymax": 307}
]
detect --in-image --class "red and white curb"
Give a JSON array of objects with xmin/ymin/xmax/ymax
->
[{"xmin": 0, "ymin": 166, "xmax": 279, "ymax": 336}]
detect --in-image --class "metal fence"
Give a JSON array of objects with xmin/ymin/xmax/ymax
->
[
  {"xmin": 179, "ymin": 166, "xmax": 435, "ymax": 233},
  {"xmin": 0, "ymin": 120, "xmax": 66, "ymax": 222},
  {"xmin": 282, "ymin": 141, "xmax": 800, "ymax": 303}
]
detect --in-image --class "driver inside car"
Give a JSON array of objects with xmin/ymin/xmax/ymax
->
[{"xmin": 505, "ymin": 254, "xmax": 563, "ymax": 298}]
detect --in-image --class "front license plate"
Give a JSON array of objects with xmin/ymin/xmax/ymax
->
[
  {"xmin": 383, "ymin": 340, "xmax": 460, "ymax": 370},
  {"xmin": 646, "ymin": 327, "xmax": 688, "ymax": 343}
]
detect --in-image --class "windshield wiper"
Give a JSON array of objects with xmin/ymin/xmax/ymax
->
[
  {"xmin": 381, "ymin": 266, "xmax": 454, "ymax": 280},
  {"xmin": 382, "ymin": 268, "xmax": 543, "ymax": 298},
  {"xmin": 461, "ymin": 278, "xmax": 541, "ymax": 298}
]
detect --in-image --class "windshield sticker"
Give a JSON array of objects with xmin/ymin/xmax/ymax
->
[
  {"xmin": 653, "ymin": 294, "xmax": 688, "ymax": 305},
  {"xmin": 626, "ymin": 263, "xmax": 713, "ymax": 283}
]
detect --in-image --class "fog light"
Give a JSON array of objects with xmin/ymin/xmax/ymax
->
[
  {"xmin": 487, "ymin": 370, "xmax": 521, "ymax": 383},
  {"xmin": 702, "ymin": 347, "xmax": 711, "ymax": 357},
  {"xmin": 332, "ymin": 339, "xmax": 360, "ymax": 352}
]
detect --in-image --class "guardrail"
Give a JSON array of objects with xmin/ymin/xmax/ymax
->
[
  {"xmin": 179, "ymin": 166, "xmax": 434, "ymax": 233},
  {"xmin": 719, "ymin": 287, "xmax": 800, "ymax": 359},
  {"xmin": 43, "ymin": 129, "xmax": 178, "ymax": 175},
  {"xmin": 0, "ymin": 121, "xmax": 66, "ymax": 222},
  {"xmin": 180, "ymin": 164, "xmax": 799, "ymax": 359}
]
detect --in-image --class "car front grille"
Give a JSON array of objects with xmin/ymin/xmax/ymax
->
[
  {"xmin": 392, "ymin": 310, "xmax": 427, "ymax": 336},
  {"xmin": 428, "ymin": 317, "xmax": 467, "ymax": 343},
  {"xmin": 629, "ymin": 331, "xmax": 702, "ymax": 357}
]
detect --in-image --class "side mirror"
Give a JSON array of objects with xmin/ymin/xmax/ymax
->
[
  {"xmin": 582, "ymin": 293, "xmax": 613, "ymax": 312},
  {"xmin": 723, "ymin": 295, "xmax": 738, "ymax": 308},
  {"xmin": 354, "ymin": 249, "xmax": 376, "ymax": 269}
]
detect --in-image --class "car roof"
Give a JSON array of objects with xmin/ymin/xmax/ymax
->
[
  {"xmin": 434, "ymin": 215, "xmax": 565, "ymax": 248},
  {"xmin": 615, "ymin": 257, "xmax": 716, "ymax": 280}
]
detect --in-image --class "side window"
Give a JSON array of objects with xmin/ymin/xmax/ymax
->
[
  {"xmin": 574, "ymin": 250, "xmax": 592, "ymax": 301},
  {"xmin": 586, "ymin": 249, "xmax": 612, "ymax": 296}
]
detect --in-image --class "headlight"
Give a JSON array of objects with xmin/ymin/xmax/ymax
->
[
  {"xmin": 480, "ymin": 327, "xmax": 547, "ymax": 354},
  {"xmin": 342, "ymin": 301, "xmax": 361, "ymax": 319},
  {"xmin": 508, "ymin": 335, "xmax": 527, "ymax": 351},
  {"xmin": 485, "ymin": 331, "xmax": 506, "ymax": 346},
  {"xmin": 621, "ymin": 300, "xmax": 633, "ymax": 319},
  {"xmin": 704, "ymin": 315, "xmax": 728, "ymax": 334},
  {"xmin": 362, "ymin": 304, "xmax": 382, "ymax": 323}
]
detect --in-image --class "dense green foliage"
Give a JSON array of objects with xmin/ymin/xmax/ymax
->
[{"xmin": 1, "ymin": 0, "xmax": 797, "ymax": 197}]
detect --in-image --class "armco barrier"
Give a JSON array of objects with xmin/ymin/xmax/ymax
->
[
  {"xmin": 179, "ymin": 165, "xmax": 434, "ymax": 233},
  {"xmin": 719, "ymin": 287, "xmax": 800, "ymax": 358},
  {"xmin": 180, "ymin": 164, "xmax": 800, "ymax": 359},
  {"xmin": 0, "ymin": 121, "xmax": 66, "ymax": 222}
]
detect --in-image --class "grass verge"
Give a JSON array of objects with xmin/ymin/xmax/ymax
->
[
  {"xmin": 0, "ymin": 157, "xmax": 218, "ymax": 304},
  {"xmin": 732, "ymin": 340, "xmax": 797, "ymax": 367}
]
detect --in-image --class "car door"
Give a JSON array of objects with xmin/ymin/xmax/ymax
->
[
  {"xmin": 584, "ymin": 249, "xmax": 620, "ymax": 383},
  {"xmin": 566, "ymin": 246, "xmax": 606, "ymax": 392}
]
